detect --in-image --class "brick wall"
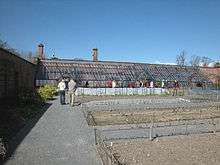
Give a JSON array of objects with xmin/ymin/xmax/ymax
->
[
  {"xmin": 200, "ymin": 67, "xmax": 220, "ymax": 84},
  {"xmin": 0, "ymin": 48, "xmax": 36, "ymax": 101}
]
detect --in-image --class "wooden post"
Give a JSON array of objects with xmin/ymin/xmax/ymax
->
[
  {"xmin": 185, "ymin": 122, "xmax": 188, "ymax": 135},
  {"xmin": 149, "ymin": 124, "xmax": 153, "ymax": 140},
  {"xmin": 149, "ymin": 119, "xmax": 154, "ymax": 141},
  {"xmin": 94, "ymin": 128, "xmax": 98, "ymax": 145},
  {"xmin": 212, "ymin": 118, "xmax": 216, "ymax": 134},
  {"xmin": 108, "ymin": 155, "xmax": 111, "ymax": 165}
]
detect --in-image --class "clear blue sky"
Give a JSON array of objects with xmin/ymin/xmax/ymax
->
[{"xmin": 0, "ymin": 0, "xmax": 219, "ymax": 64}]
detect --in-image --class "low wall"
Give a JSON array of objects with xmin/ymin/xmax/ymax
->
[{"xmin": 76, "ymin": 87, "xmax": 168, "ymax": 96}]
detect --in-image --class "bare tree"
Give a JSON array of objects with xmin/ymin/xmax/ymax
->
[
  {"xmin": 190, "ymin": 55, "xmax": 201, "ymax": 68},
  {"xmin": 0, "ymin": 39, "xmax": 8, "ymax": 48},
  {"xmin": 200, "ymin": 56, "xmax": 212, "ymax": 66},
  {"xmin": 176, "ymin": 50, "xmax": 186, "ymax": 67},
  {"xmin": 1, "ymin": 37, "xmax": 37, "ymax": 62},
  {"xmin": 24, "ymin": 51, "xmax": 37, "ymax": 63},
  {"xmin": 190, "ymin": 55, "xmax": 213, "ymax": 68},
  {"xmin": 0, "ymin": 37, "xmax": 20, "ymax": 56}
]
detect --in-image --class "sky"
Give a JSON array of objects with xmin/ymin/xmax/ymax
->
[{"xmin": 0, "ymin": 0, "xmax": 220, "ymax": 64}]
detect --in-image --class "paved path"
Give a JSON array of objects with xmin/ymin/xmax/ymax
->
[{"xmin": 5, "ymin": 98, "xmax": 102, "ymax": 165}]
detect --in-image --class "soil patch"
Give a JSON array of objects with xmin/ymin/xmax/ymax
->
[
  {"xmin": 112, "ymin": 133, "xmax": 220, "ymax": 165},
  {"xmin": 90, "ymin": 106, "xmax": 220, "ymax": 126}
]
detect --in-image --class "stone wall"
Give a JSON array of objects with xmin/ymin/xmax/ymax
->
[{"xmin": 0, "ymin": 48, "xmax": 36, "ymax": 101}]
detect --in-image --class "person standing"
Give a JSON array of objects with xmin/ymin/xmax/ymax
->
[
  {"xmin": 150, "ymin": 81, "xmax": 154, "ymax": 88},
  {"xmin": 68, "ymin": 79, "xmax": 77, "ymax": 106},
  {"xmin": 161, "ymin": 80, "xmax": 165, "ymax": 88},
  {"xmin": 135, "ymin": 80, "xmax": 140, "ymax": 88},
  {"xmin": 112, "ymin": 80, "xmax": 116, "ymax": 88},
  {"xmin": 150, "ymin": 80, "xmax": 154, "ymax": 94},
  {"xmin": 85, "ymin": 81, "xmax": 89, "ymax": 88},
  {"xmin": 58, "ymin": 79, "xmax": 66, "ymax": 105},
  {"xmin": 172, "ymin": 80, "xmax": 179, "ymax": 96},
  {"xmin": 107, "ymin": 80, "xmax": 112, "ymax": 88},
  {"xmin": 140, "ymin": 80, "xmax": 144, "ymax": 87}
]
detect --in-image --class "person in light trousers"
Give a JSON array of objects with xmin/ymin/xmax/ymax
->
[{"xmin": 68, "ymin": 79, "xmax": 77, "ymax": 106}]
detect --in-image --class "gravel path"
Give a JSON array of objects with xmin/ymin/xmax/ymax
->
[{"xmin": 5, "ymin": 98, "xmax": 102, "ymax": 165}]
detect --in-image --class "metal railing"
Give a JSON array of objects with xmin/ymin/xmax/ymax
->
[
  {"xmin": 187, "ymin": 88, "xmax": 220, "ymax": 101},
  {"xmin": 79, "ymin": 88, "xmax": 220, "ymax": 165},
  {"xmin": 98, "ymin": 118, "xmax": 220, "ymax": 141},
  {"xmin": 93, "ymin": 118, "xmax": 219, "ymax": 165}
]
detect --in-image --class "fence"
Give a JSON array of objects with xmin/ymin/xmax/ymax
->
[
  {"xmin": 81, "ymin": 99, "xmax": 220, "ymax": 127},
  {"xmin": 80, "ymin": 103, "xmax": 123, "ymax": 165},
  {"xmin": 78, "ymin": 88, "xmax": 220, "ymax": 165},
  {"xmin": 187, "ymin": 88, "xmax": 220, "ymax": 101},
  {"xmin": 98, "ymin": 118, "xmax": 220, "ymax": 141},
  {"xmin": 93, "ymin": 118, "xmax": 219, "ymax": 165},
  {"xmin": 79, "ymin": 90, "xmax": 220, "ymax": 165},
  {"xmin": 94, "ymin": 129, "xmax": 122, "ymax": 165},
  {"xmin": 80, "ymin": 104, "xmax": 95, "ymax": 126}
]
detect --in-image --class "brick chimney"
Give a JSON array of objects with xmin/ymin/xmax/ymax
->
[
  {"xmin": 92, "ymin": 48, "xmax": 98, "ymax": 62},
  {"xmin": 38, "ymin": 43, "xmax": 44, "ymax": 59}
]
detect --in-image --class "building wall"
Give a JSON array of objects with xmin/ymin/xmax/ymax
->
[
  {"xmin": 76, "ymin": 87, "xmax": 167, "ymax": 96},
  {"xmin": 200, "ymin": 67, "xmax": 220, "ymax": 84},
  {"xmin": 36, "ymin": 59, "xmax": 211, "ymax": 88},
  {"xmin": 0, "ymin": 48, "xmax": 36, "ymax": 101}
]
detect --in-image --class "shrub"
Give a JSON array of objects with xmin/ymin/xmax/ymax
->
[{"xmin": 37, "ymin": 85, "xmax": 57, "ymax": 102}]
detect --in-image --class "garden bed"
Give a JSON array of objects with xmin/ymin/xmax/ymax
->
[
  {"xmin": 111, "ymin": 133, "xmax": 220, "ymax": 165},
  {"xmin": 88, "ymin": 105, "xmax": 220, "ymax": 126}
]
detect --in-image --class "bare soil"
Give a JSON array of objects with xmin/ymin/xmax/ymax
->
[
  {"xmin": 77, "ymin": 95, "xmax": 219, "ymax": 126},
  {"xmin": 91, "ymin": 106, "xmax": 220, "ymax": 126},
  {"xmin": 112, "ymin": 133, "xmax": 220, "ymax": 165}
]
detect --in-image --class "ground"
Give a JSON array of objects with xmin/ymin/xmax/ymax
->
[
  {"xmin": 112, "ymin": 133, "xmax": 220, "ymax": 165},
  {"xmin": 79, "ymin": 95, "xmax": 220, "ymax": 165},
  {"xmin": 1, "ymin": 95, "xmax": 220, "ymax": 165},
  {"xmin": 3, "ymin": 98, "xmax": 102, "ymax": 165}
]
